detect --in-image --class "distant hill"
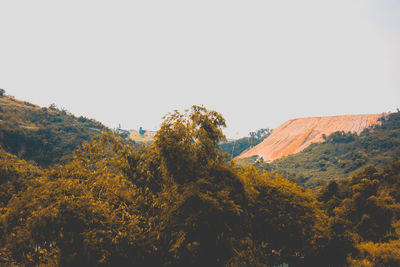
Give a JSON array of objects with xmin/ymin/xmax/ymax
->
[
  {"xmin": 0, "ymin": 92, "xmax": 110, "ymax": 166},
  {"xmin": 237, "ymin": 114, "xmax": 381, "ymax": 162},
  {"xmin": 261, "ymin": 111, "xmax": 400, "ymax": 189},
  {"xmin": 128, "ymin": 129, "xmax": 155, "ymax": 143},
  {"xmin": 219, "ymin": 128, "xmax": 271, "ymax": 159}
]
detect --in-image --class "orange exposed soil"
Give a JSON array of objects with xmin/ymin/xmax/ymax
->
[{"xmin": 236, "ymin": 114, "xmax": 382, "ymax": 162}]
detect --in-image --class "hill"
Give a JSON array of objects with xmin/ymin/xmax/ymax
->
[
  {"xmin": 0, "ymin": 92, "xmax": 110, "ymax": 166},
  {"xmin": 0, "ymin": 106, "xmax": 347, "ymax": 266},
  {"xmin": 1, "ymin": 104, "xmax": 400, "ymax": 266},
  {"xmin": 128, "ymin": 129, "xmax": 155, "ymax": 143},
  {"xmin": 261, "ymin": 111, "xmax": 400, "ymax": 189},
  {"xmin": 237, "ymin": 114, "xmax": 381, "ymax": 162}
]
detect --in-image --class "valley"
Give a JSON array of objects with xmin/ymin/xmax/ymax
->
[{"xmin": 0, "ymin": 91, "xmax": 399, "ymax": 266}]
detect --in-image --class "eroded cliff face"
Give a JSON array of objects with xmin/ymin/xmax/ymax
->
[{"xmin": 236, "ymin": 114, "xmax": 382, "ymax": 162}]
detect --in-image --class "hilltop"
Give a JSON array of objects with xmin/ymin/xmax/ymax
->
[
  {"xmin": 237, "ymin": 114, "xmax": 382, "ymax": 162},
  {"xmin": 0, "ymin": 92, "xmax": 110, "ymax": 166}
]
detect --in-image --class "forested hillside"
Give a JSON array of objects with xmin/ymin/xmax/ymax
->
[
  {"xmin": 1, "ymin": 105, "xmax": 400, "ymax": 266},
  {"xmin": 0, "ymin": 92, "xmax": 109, "ymax": 166},
  {"xmin": 264, "ymin": 110, "xmax": 400, "ymax": 189}
]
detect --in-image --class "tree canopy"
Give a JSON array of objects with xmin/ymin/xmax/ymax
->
[{"xmin": 1, "ymin": 105, "xmax": 400, "ymax": 266}]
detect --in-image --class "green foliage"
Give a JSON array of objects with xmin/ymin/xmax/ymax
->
[
  {"xmin": 0, "ymin": 106, "xmax": 335, "ymax": 266},
  {"xmin": 348, "ymin": 240, "xmax": 400, "ymax": 267},
  {"xmin": 2, "ymin": 104, "xmax": 399, "ymax": 266},
  {"xmin": 0, "ymin": 95, "xmax": 110, "ymax": 166},
  {"xmin": 143, "ymin": 106, "xmax": 249, "ymax": 266},
  {"xmin": 318, "ymin": 161, "xmax": 400, "ymax": 266},
  {"xmin": 1, "ymin": 134, "xmax": 148, "ymax": 266},
  {"xmin": 265, "ymin": 111, "xmax": 400, "ymax": 189},
  {"xmin": 239, "ymin": 165, "xmax": 329, "ymax": 266},
  {"xmin": 220, "ymin": 128, "xmax": 270, "ymax": 159},
  {"xmin": 332, "ymin": 162, "xmax": 400, "ymax": 242},
  {"xmin": 0, "ymin": 148, "xmax": 43, "ymax": 209}
]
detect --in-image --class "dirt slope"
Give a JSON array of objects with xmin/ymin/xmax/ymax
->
[{"xmin": 236, "ymin": 114, "xmax": 382, "ymax": 162}]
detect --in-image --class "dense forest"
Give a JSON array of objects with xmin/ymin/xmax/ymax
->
[
  {"xmin": 1, "ymin": 93, "xmax": 400, "ymax": 266},
  {"xmin": 258, "ymin": 111, "xmax": 400, "ymax": 189}
]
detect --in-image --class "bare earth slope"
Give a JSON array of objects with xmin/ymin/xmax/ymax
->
[{"xmin": 237, "ymin": 114, "xmax": 381, "ymax": 162}]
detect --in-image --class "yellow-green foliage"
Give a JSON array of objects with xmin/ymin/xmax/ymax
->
[
  {"xmin": 1, "ymin": 105, "xmax": 400, "ymax": 266},
  {"xmin": 238, "ymin": 165, "xmax": 328, "ymax": 266},
  {"xmin": 220, "ymin": 128, "xmax": 270, "ymax": 158},
  {"xmin": 0, "ymin": 95, "xmax": 109, "ymax": 166},
  {"xmin": 2, "ymin": 134, "xmax": 148, "ymax": 266},
  {"xmin": 348, "ymin": 240, "xmax": 400, "ymax": 266},
  {"xmin": 0, "ymin": 147, "xmax": 43, "ymax": 209},
  {"xmin": 318, "ymin": 161, "xmax": 400, "ymax": 266}
]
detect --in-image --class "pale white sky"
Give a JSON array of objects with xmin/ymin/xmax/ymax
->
[{"xmin": 0, "ymin": 0, "xmax": 399, "ymax": 138}]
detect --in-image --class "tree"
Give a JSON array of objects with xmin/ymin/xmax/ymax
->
[
  {"xmin": 0, "ymin": 89, "xmax": 4, "ymax": 96},
  {"xmin": 139, "ymin": 127, "xmax": 146, "ymax": 135},
  {"xmin": 1, "ymin": 134, "xmax": 150, "ymax": 266},
  {"xmin": 1, "ymin": 106, "xmax": 251, "ymax": 266},
  {"xmin": 9, "ymin": 105, "xmax": 400, "ymax": 266},
  {"xmin": 154, "ymin": 105, "xmax": 227, "ymax": 184},
  {"xmin": 148, "ymin": 106, "xmax": 249, "ymax": 266},
  {"xmin": 239, "ymin": 165, "xmax": 329, "ymax": 266},
  {"xmin": 249, "ymin": 128, "xmax": 271, "ymax": 145}
]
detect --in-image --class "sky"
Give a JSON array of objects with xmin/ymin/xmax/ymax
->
[{"xmin": 0, "ymin": 0, "xmax": 399, "ymax": 138}]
